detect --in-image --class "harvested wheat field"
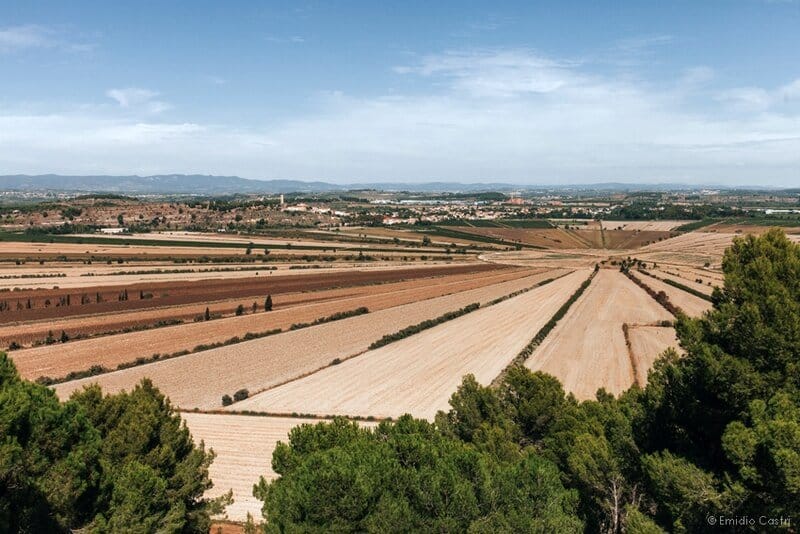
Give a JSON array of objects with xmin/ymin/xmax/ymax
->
[
  {"xmin": 602, "ymin": 220, "xmax": 690, "ymax": 231},
  {"xmin": 232, "ymin": 270, "xmax": 591, "ymax": 420},
  {"xmin": 1, "ymin": 265, "xmax": 516, "ymax": 350},
  {"xmin": 53, "ymin": 269, "xmax": 565, "ymax": 408},
  {"xmin": 481, "ymin": 249, "xmax": 606, "ymax": 269},
  {"xmin": 627, "ymin": 325, "xmax": 683, "ymax": 386},
  {"xmin": 14, "ymin": 267, "xmax": 532, "ymax": 380},
  {"xmin": 525, "ymin": 269, "xmax": 672, "ymax": 399},
  {"xmin": 632, "ymin": 272, "xmax": 712, "ymax": 317}
]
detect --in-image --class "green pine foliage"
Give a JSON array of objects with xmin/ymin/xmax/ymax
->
[{"xmin": 0, "ymin": 358, "xmax": 228, "ymax": 533}]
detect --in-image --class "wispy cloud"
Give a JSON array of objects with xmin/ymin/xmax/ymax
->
[
  {"xmin": 0, "ymin": 24, "xmax": 93, "ymax": 54},
  {"xmin": 717, "ymin": 78, "xmax": 800, "ymax": 110},
  {"xmin": 395, "ymin": 49, "xmax": 580, "ymax": 97},
  {"xmin": 106, "ymin": 88, "xmax": 171, "ymax": 114},
  {"xmin": 265, "ymin": 35, "xmax": 305, "ymax": 44}
]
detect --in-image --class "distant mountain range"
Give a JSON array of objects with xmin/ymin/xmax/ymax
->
[{"xmin": 0, "ymin": 174, "xmax": 788, "ymax": 195}]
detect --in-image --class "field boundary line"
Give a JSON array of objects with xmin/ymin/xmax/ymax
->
[
  {"xmin": 621, "ymin": 323, "xmax": 639, "ymax": 387},
  {"xmin": 491, "ymin": 268, "xmax": 597, "ymax": 387}
]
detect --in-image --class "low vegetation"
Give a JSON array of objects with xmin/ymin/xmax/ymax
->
[{"xmin": 368, "ymin": 303, "xmax": 480, "ymax": 350}]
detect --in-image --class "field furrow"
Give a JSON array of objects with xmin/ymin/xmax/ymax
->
[{"xmin": 635, "ymin": 273, "xmax": 712, "ymax": 317}]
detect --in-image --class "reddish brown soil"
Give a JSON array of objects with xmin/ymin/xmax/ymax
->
[
  {"xmin": 0, "ymin": 263, "xmax": 502, "ymax": 324},
  {"xmin": 0, "ymin": 267, "xmax": 515, "ymax": 348}
]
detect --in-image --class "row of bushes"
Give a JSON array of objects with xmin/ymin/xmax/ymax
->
[
  {"xmin": 221, "ymin": 389, "xmax": 249, "ymax": 406},
  {"xmin": 486, "ymin": 277, "xmax": 557, "ymax": 307},
  {"xmin": 625, "ymin": 272, "xmax": 682, "ymax": 316},
  {"xmin": 289, "ymin": 307, "xmax": 369, "ymax": 330},
  {"xmin": 368, "ymin": 303, "xmax": 480, "ymax": 350},
  {"xmin": 655, "ymin": 274, "xmax": 714, "ymax": 302}
]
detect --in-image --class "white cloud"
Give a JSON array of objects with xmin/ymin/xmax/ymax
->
[
  {"xmin": 717, "ymin": 78, "xmax": 800, "ymax": 111},
  {"xmin": 0, "ymin": 24, "xmax": 92, "ymax": 53},
  {"xmin": 1, "ymin": 49, "xmax": 799, "ymax": 185},
  {"xmin": 396, "ymin": 49, "xmax": 580, "ymax": 97},
  {"xmin": 106, "ymin": 88, "xmax": 171, "ymax": 114}
]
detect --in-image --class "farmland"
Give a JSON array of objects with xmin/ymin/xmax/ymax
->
[
  {"xmin": 524, "ymin": 270, "xmax": 673, "ymax": 399},
  {"xmin": 627, "ymin": 325, "xmax": 683, "ymax": 386},
  {"xmin": 231, "ymin": 270, "xmax": 591, "ymax": 420},
  {"xmin": 53, "ymin": 268, "xmax": 564, "ymax": 408},
  {"xmin": 8, "ymin": 196, "xmax": 799, "ymax": 526}
]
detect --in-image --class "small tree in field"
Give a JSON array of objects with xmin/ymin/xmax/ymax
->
[
  {"xmin": 204, "ymin": 307, "xmax": 211, "ymax": 321},
  {"xmin": 252, "ymin": 302, "xmax": 257, "ymax": 313},
  {"xmin": 235, "ymin": 304, "xmax": 245, "ymax": 316},
  {"xmin": 265, "ymin": 295, "xmax": 273, "ymax": 312},
  {"xmin": 221, "ymin": 395, "xmax": 233, "ymax": 406},
  {"xmin": 60, "ymin": 330, "xmax": 69, "ymax": 343}
]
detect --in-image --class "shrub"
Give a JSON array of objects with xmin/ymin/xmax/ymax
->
[
  {"xmin": 233, "ymin": 389, "xmax": 249, "ymax": 402},
  {"xmin": 221, "ymin": 395, "xmax": 233, "ymax": 406}
]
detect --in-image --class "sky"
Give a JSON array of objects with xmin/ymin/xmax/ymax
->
[{"xmin": 1, "ymin": 1, "xmax": 799, "ymax": 186}]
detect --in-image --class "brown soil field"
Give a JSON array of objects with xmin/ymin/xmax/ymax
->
[
  {"xmin": 182, "ymin": 412, "xmax": 378, "ymax": 523},
  {"xmin": 632, "ymin": 272, "xmax": 712, "ymax": 317},
  {"xmin": 525, "ymin": 270, "xmax": 672, "ymax": 399},
  {"xmin": 0, "ymin": 263, "xmax": 499, "ymax": 324},
  {"xmin": 324, "ymin": 227, "xmax": 491, "ymax": 248},
  {"xmin": 53, "ymin": 269, "xmax": 565, "ymax": 408},
  {"xmin": 632, "ymin": 232, "xmax": 774, "ymax": 268},
  {"xmin": 233, "ymin": 270, "xmax": 591, "ymax": 420},
  {"xmin": 71, "ymin": 231, "xmax": 449, "ymax": 251},
  {"xmin": 457, "ymin": 226, "xmax": 673, "ymax": 250},
  {"xmin": 627, "ymin": 325, "xmax": 683, "ymax": 386},
  {"xmin": 14, "ymin": 267, "xmax": 532, "ymax": 380},
  {"xmin": 0, "ymin": 265, "xmax": 510, "ymax": 348},
  {"xmin": 601, "ymin": 230, "xmax": 675, "ymax": 249},
  {"xmin": 452, "ymin": 226, "xmax": 592, "ymax": 249},
  {"xmin": 601, "ymin": 220, "xmax": 691, "ymax": 231}
]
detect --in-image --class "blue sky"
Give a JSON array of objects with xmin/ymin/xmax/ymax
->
[{"xmin": 1, "ymin": 1, "xmax": 799, "ymax": 185}]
